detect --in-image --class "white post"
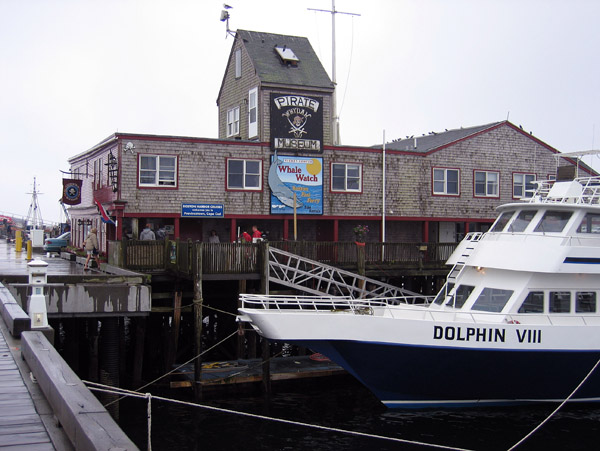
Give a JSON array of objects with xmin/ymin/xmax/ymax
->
[
  {"xmin": 382, "ymin": 130, "xmax": 386, "ymax": 261},
  {"xmin": 27, "ymin": 259, "xmax": 48, "ymax": 328}
]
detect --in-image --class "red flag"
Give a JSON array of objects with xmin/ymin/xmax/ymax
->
[
  {"xmin": 94, "ymin": 199, "xmax": 116, "ymax": 226},
  {"xmin": 62, "ymin": 179, "xmax": 82, "ymax": 205}
]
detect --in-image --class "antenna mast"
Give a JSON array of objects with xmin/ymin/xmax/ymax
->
[
  {"xmin": 220, "ymin": 4, "xmax": 235, "ymax": 38},
  {"xmin": 308, "ymin": 1, "xmax": 360, "ymax": 145},
  {"xmin": 26, "ymin": 177, "xmax": 44, "ymax": 229}
]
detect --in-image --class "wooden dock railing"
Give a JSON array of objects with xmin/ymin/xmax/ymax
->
[{"xmin": 116, "ymin": 240, "xmax": 456, "ymax": 273}]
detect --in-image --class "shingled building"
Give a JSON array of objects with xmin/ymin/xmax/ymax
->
[{"xmin": 65, "ymin": 30, "xmax": 584, "ymax": 258}]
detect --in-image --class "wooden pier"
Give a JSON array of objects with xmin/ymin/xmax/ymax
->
[
  {"xmin": 0, "ymin": 239, "xmax": 141, "ymax": 450},
  {"xmin": 0, "ymin": 322, "xmax": 57, "ymax": 450}
]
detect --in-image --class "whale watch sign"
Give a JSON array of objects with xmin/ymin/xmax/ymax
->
[{"xmin": 270, "ymin": 94, "xmax": 323, "ymax": 153}]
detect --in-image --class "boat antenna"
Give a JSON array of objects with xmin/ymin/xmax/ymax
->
[{"xmin": 308, "ymin": 1, "xmax": 360, "ymax": 145}]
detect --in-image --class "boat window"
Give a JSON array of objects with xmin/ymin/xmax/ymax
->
[
  {"xmin": 508, "ymin": 210, "xmax": 537, "ymax": 233},
  {"xmin": 576, "ymin": 292, "xmax": 596, "ymax": 313},
  {"xmin": 433, "ymin": 283, "xmax": 454, "ymax": 305},
  {"xmin": 549, "ymin": 291, "xmax": 571, "ymax": 313},
  {"xmin": 471, "ymin": 288, "xmax": 514, "ymax": 312},
  {"xmin": 577, "ymin": 213, "xmax": 600, "ymax": 234},
  {"xmin": 533, "ymin": 211, "xmax": 573, "ymax": 233},
  {"xmin": 446, "ymin": 285, "xmax": 475, "ymax": 309},
  {"xmin": 489, "ymin": 211, "xmax": 514, "ymax": 232},
  {"xmin": 518, "ymin": 291, "xmax": 544, "ymax": 313}
]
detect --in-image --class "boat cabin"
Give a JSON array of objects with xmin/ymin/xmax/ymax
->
[{"xmin": 432, "ymin": 177, "xmax": 600, "ymax": 322}]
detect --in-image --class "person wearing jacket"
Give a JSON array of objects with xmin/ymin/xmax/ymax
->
[{"xmin": 83, "ymin": 228, "xmax": 100, "ymax": 270}]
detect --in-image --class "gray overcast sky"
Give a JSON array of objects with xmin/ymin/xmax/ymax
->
[{"xmin": 2, "ymin": 0, "xmax": 599, "ymax": 222}]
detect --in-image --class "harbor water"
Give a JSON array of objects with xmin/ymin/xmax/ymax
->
[{"xmin": 119, "ymin": 375, "xmax": 600, "ymax": 450}]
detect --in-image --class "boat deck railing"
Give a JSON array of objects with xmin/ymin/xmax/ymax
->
[
  {"xmin": 239, "ymin": 293, "xmax": 433, "ymax": 313},
  {"xmin": 239, "ymin": 294, "xmax": 600, "ymax": 327},
  {"xmin": 531, "ymin": 176, "xmax": 600, "ymax": 205}
]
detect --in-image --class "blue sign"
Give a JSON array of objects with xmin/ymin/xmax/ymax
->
[{"xmin": 181, "ymin": 203, "xmax": 224, "ymax": 218}]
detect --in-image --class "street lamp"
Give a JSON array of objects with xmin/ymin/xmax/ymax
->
[{"xmin": 106, "ymin": 150, "xmax": 118, "ymax": 192}]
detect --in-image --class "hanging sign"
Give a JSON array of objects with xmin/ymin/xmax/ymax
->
[
  {"xmin": 270, "ymin": 94, "xmax": 323, "ymax": 153},
  {"xmin": 62, "ymin": 179, "xmax": 82, "ymax": 205}
]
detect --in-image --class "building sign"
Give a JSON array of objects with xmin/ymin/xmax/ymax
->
[
  {"xmin": 181, "ymin": 203, "xmax": 224, "ymax": 218},
  {"xmin": 270, "ymin": 94, "xmax": 323, "ymax": 153},
  {"xmin": 269, "ymin": 154, "xmax": 323, "ymax": 215},
  {"xmin": 62, "ymin": 178, "xmax": 82, "ymax": 205}
]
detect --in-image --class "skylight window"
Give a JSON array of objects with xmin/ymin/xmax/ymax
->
[{"xmin": 275, "ymin": 46, "xmax": 299, "ymax": 64}]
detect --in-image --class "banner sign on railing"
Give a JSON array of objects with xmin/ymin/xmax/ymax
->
[{"xmin": 181, "ymin": 203, "xmax": 224, "ymax": 218}]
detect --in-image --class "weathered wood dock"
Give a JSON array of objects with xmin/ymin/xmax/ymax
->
[
  {"xmin": 0, "ymin": 323, "xmax": 57, "ymax": 450},
  {"xmin": 0, "ymin": 239, "xmax": 141, "ymax": 450}
]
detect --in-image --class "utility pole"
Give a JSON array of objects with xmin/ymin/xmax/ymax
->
[{"xmin": 308, "ymin": 1, "xmax": 360, "ymax": 145}]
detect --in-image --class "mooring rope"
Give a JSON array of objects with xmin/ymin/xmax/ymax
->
[
  {"xmin": 84, "ymin": 380, "xmax": 473, "ymax": 451},
  {"xmin": 98, "ymin": 329, "xmax": 238, "ymax": 408},
  {"xmin": 506, "ymin": 354, "xmax": 600, "ymax": 450}
]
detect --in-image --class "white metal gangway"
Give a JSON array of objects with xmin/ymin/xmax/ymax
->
[{"xmin": 267, "ymin": 246, "xmax": 428, "ymax": 302}]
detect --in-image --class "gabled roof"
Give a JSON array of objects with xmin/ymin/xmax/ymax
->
[
  {"xmin": 378, "ymin": 122, "xmax": 504, "ymax": 153},
  {"xmin": 235, "ymin": 29, "xmax": 334, "ymax": 90}
]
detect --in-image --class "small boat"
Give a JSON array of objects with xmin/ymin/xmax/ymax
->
[{"xmin": 238, "ymin": 175, "xmax": 600, "ymax": 408}]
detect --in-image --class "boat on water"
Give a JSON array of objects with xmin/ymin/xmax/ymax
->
[{"xmin": 238, "ymin": 175, "xmax": 600, "ymax": 408}]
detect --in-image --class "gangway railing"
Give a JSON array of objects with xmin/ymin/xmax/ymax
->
[{"xmin": 267, "ymin": 246, "xmax": 428, "ymax": 302}]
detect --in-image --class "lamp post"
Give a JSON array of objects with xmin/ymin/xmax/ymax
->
[{"xmin": 105, "ymin": 150, "xmax": 118, "ymax": 192}]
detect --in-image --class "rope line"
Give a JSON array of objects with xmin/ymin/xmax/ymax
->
[
  {"xmin": 101, "ymin": 329, "xmax": 239, "ymax": 407},
  {"xmin": 506, "ymin": 354, "xmax": 600, "ymax": 450},
  {"xmin": 84, "ymin": 380, "xmax": 473, "ymax": 451}
]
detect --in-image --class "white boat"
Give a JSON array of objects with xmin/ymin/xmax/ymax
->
[{"xmin": 238, "ymin": 176, "xmax": 600, "ymax": 408}]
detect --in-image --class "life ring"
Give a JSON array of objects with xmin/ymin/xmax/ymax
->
[{"xmin": 506, "ymin": 319, "xmax": 521, "ymax": 324}]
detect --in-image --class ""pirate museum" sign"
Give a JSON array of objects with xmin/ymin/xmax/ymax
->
[{"xmin": 270, "ymin": 94, "xmax": 323, "ymax": 153}]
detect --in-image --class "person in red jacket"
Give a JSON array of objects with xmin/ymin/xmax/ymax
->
[{"xmin": 251, "ymin": 225, "xmax": 262, "ymax": 240}]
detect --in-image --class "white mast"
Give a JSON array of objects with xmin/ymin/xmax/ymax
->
[{"xmin": 26, "ymin": 177, "xmax": 44, "ymax": 229}]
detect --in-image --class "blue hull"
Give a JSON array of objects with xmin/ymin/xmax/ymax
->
[{"xmin": 290, "ymin": 340, "xmax": 600, "ymax": 408}]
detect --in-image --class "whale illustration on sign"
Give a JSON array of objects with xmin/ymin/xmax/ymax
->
[{"xmin": 269, "ymin": 151, "xmax": 303, "ymax": 209}]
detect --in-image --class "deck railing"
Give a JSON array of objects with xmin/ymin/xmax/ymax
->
[{"xmin": 117, "ymin": 240, "xmax": 456, "ymax": 273}]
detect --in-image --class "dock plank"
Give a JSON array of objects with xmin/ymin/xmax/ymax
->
[{"xmin": 0, "ymin": 325, "xmax": 55, "ymax": 450}]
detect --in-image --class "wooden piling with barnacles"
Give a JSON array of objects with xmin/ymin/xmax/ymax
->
[
  {"xmin": 259, "ymin": 242, "xmax": 272, "ymax": 395},
  {"xmin": 193, "ymin": 243, "xmax": 203, "ymax": 401}
]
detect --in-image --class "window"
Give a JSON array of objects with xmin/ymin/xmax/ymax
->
[
  {"xmin": 533, "ymin": 210, "xmax": 572, "ymax": 233},
  {"xmin": 474, "ymin": 171, "xmax": 499, "ymax": 197},
  {"xmin": 98, "ymin": 158, "xmax": 103, "ymax": 189},
  {"xmin": 235, "ymin": 49, "xmax": 241, "ymax": 78},
  {"xmin": 248, "ymin": 87, "xmax": 258, "ymax": 138},
  {"xmin": 576, "ymin": 292, "xmax": 596, "ymax": 313},
  {"xmin": 227, "ymin": 107, "xmax": 240, "ymax": 137},
  {"xmin": 472, "ymin": 288, "xmax": 514, "ymax": 312},
  {"xmin": 513, "ymin": 173, "xmax": 536, "ymax": 199},
  {"xmin": 227, "ymin": 158, "xmax": 262, "ymax": 190},
  {"xmin": 490, "ymin": 211, "xmax": 514, "ymax": 232},
  {"xmin": 446, "ymin": 284, "xmax": 475, "ymax": 309},
  {"xmin": 577, "ymin": 213, "xmax": 600, "ymax": 234},
  {"xmin": 433, "ymin": 168, "xmax": 459, "ymax": 195},
  {"xmin": 433, "ymin": 283, "xmax": 454, "ymax": 305},
  {"xmin": 549, "ymin": 291, "xmax": 570, "ymax": 313},
  {"xmin": 331, "ymin": 163, "xmax": 362, "ymax": 192},
  {"xmin": 519, "ymin": 291, "xmax": 544, "ymax": 313},
  {"xmin": 508, "ymin": 210, "xmax": 537, "ymax": 233},
  {"xmin": 139, "ymin": 155, "xmax": 177, "ymax": 187}
]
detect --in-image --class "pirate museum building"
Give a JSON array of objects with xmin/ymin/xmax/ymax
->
[{"xmin": 66, "ymin": 30, "xmax": 583, "ymax": 273}]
